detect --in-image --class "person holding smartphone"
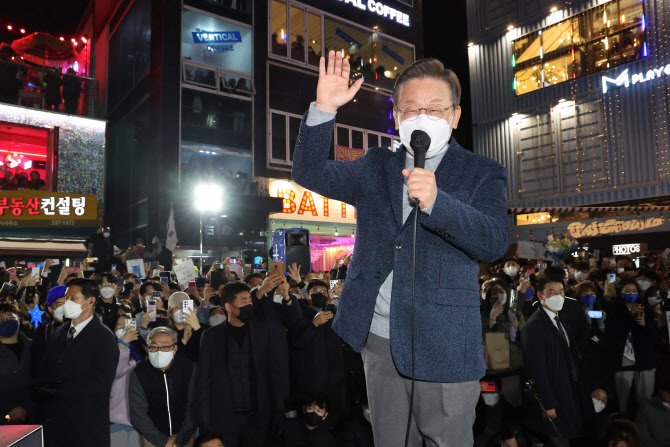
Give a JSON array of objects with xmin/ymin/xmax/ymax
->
[{"xmin": 604, "ymin": 278, "xmax": 659, "ymax": 413}]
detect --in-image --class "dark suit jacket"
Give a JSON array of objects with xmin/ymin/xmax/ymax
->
[
  {"xmin": 604, "ymin": 298, "xmax": 658, "ymax": 371},
  {"xmin": 522, "ymin": 307, "xmax": 593, "ymax": 439},
  {"xmin": 196, "ymin": 319, "xmax": 288, "ymax": 443},
  {"xmin": 0, "ymin": 331, "xmax": 33, "ymax": 418},
  {"xmin": 292, "ymin": 114, "xmax": 510, "ymax": 382},
  {"xmin": 38, "ymin": 316, "xmax": 119, "ymax": 447}
]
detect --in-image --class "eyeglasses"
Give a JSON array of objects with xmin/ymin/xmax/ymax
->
[
  {"xmin": 397, "ymin": 104, "xmax": 455, "ymax": 121},
  {"xmin": 148, "ymin": 344, "xmax": 176, "ymax": 353}
]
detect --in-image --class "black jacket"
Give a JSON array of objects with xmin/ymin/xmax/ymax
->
[
  {"xmin": 0, "ymin": 331, "xmax": 33, "ymax": 418},
  {"xmin": 196, "ymin": 319, "xmax": 288, "ymax": 444},
  {"xmin": 38, "ymin": 316, "xmax": 119, "ymax": 447},
  {"xmin": 282, "ymin": 418, "xmax": 337, "ymax": 447},
  {"xmin": 30, "ymin": 320, "xmax": 62, "ymax": 378},
  {"xmin": 604, "ymin": 298, "xmax": 658, "ymax": 371},
  {"xmin": 129, "ymin": 356, "xmax": 197, "ymax": 447},
  {"xmin": 522, "ymin": 307, "xmax": 594, "ymax": 439}
]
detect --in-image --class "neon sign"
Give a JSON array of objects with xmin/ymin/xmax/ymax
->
[
  {"xmin": 602, "ymin": 64, "xmax": 670, "ymax": 93},
  {"xmin": 336, "ymin": 0, "xmax": 410, "ymax": 27}
]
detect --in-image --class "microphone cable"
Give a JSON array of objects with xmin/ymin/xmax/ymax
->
[{"xmin": 404, "ymin": 201, "xmax": 420, "ymax": 447}]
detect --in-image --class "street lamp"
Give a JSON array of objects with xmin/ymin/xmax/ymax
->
[{"xmin": 194, "ymin": 184, "xmax": 223, "ymax": 271}]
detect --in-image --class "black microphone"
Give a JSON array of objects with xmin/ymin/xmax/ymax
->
[{"xmin": 409, "ymin": 130, "xmax": 431, "ymax": 207}]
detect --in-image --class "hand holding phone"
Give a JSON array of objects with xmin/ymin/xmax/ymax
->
[
  {"xmin": 607, "ymin": 273, "xmax": 617, "ymax": 284},
  {"xmin": 183, "ymin": 299, "xmax": 194, "ymax": 315},
  {"xmin": 147, "ymin": 299, "xmax": 157, "ymax": 322},
  {"xmin": 126, "ymin": 317, "xmax": 137, "ymax": 332}
]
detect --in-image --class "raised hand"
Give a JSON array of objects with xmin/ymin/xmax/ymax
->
[
  {"xmin": 287, "ymin": 263, "xmax": 302, "ymax": 284},
  {"xmin": 315, "ymin": 50, "xmax": 364, "ymax": 114}
]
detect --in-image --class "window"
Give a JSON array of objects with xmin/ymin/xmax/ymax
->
[
  {"xmin": 108, "ymin": 0, "xmax": 151, "ymax": 109},
  {"xmin": 269, "ymin": 1, "xmax": 414, "ymax": 90},
  {"xmin": 180, "ymin": 148, "xmax": 252, "ymax": 186},
  {"xmin": 184, "ymin": 0, "xmax": 252, "ymax": 25},
  {"xmin": 335, "ymin": 124, "xmax": 400, "ymax": 154},
  {"xmin": 513, "ymin": 0, "xmax": 646, "ymax": 96},
  {"xmin": 270, "ymin": 110, "xmax": 306, "ymax": 165},
  {"xmin": 181, "ymin": 88, "xmax": 252, "ymax": 153}
]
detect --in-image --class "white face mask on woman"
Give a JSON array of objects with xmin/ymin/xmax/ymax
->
[
  {"xmin": 399, "ymin": 113, "xmax": 455, "ymax": 159},
  {"xmin": 100, "ymin": 286, "xmax": 116, "ymax": 299}
]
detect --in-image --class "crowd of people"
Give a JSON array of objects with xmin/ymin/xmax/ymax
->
[{"xmin": 0, "ymin": 246, "xmax": 668, "ymax": 447}]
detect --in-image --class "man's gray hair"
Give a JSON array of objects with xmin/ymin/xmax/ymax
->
[
  {"xmin": 148, "ymin": 326, "xmax": 177, "ymax": 344},
  {"xmin": 392, "ymin": 58, "xmax": 461, "ymax": 109}
]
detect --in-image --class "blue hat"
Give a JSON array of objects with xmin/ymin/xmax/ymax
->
[{"xmin": 47, "ymin": 285, "xmax": 67, "ymax": 307}]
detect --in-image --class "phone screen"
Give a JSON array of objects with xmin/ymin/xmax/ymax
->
[
  {"xmin": 480, "ymin": 381, "xmax": 497, "ymax": 393},
  {"xmin": 117, "ymin": 277, "xmax": 125, "ymax": 288},
  {"xmin": 587, "ymin": 310, "xmax": 603, "ymax": 319},
  {"xmin": 126, "ymin": 317, "xmax": 137, "ymax": 331},
  {"xmin": 160, "ymin": 276, "xmax": 169, "ymax": 285},
  {"xmin": 188, "ymin": 281, "xmax": 196, "ymax": 289},
  {"xmin": 607, "ymin": 273, "xmax": 616, "ymax": 283}
]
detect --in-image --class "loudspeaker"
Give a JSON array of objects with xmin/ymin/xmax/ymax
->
[{"xmin": 271, "ymin": 228, "xmax": 311, "ymax": 276}]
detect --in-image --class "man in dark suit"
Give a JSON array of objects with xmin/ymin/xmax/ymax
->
[
  {"xmin": 38, "ymin": 278, "xmax": 119, "ymax": 447},
  {"xmin": 85, "ymin": 226, "xmax": 116, "ymax": 272},
  {"xmin": 292, "ymin": 51, "xmax": 510, "ymax": 445},
  {"xmin": 522, "ymin": 273, "xmax": 594, "ymax": 446},
  {"xmin": 196, "ymin": 281, "xmax": 289, "ymax": 447}
]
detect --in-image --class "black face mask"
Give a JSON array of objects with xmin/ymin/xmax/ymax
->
[
  {"xmin": 310, "ymin": 293, "xmax": 328, "ymax": 309},
  {"xmin": 236, "ymin": 304, "xmax": 254, "ymax": 324},
  {"xmin": 304, "ymin": 411, "xmax": 324, "ymax": 427}
]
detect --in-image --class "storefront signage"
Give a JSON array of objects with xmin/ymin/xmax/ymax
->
[
  {"xmin": 336, "ymin": 0, "xmax": 410, "ymax": 27},
  {"xmin": 612, "ymin": 243, "xmax": 645, "ymax": 255},
  {"xmin": 602, "ymin": 65, "xmax": 670, "ymax": 93},
  {"xmin": 0, "ymin": 190, "xmax": 98, "ymax": 227},
  {"xmin": 335, "ymin": 145, "xmax": 365, "ymax": 162},
  {"xmin": 192, "ymin": 31, "xmax": 242, "ymax": 44},
  {"xmin": 568, "ymin": 216, "xmax": 664, "ymax": 238},
  {"xmin": 269, "ymin": 179, "xmax": 357, "ymax": 224}
]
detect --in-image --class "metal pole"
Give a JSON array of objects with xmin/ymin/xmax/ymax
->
[{"xmin": 199, "ymin": 211, "xmax": 203, "ymax": 274}]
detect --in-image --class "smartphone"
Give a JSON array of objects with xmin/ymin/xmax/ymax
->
[
  {"xmin": 50, "ymin": 259, "xmax": 60, "ymax": 265},
  {"xmin": 607, "ymin": 273, "xmax": 616, "ymax": 283},
  {"xmin": 183, "ymin": 299, "xmax": 194, "ymax": 315},
  {"xmin": 70, "ymin": 267, "xmax": 80, "ymax": 274},
  {"xmin": 1, "ymin": 282, "xmax": 15, "ymax": 292},
  {"xmin": 116, "ymin": 277, "xmax": 125, "ymax": 288},
  {"xmin": 126, "ymin": 317, "xmax": 137, "ymax": 331},
  {"xmin": 330, "ymin": 280, "xmax": 339, "ymax": 290},
  {"xmin": 150, "ymin": 261, "xmax": 159, "ymax": 269},
  {"xmin": 588, "ymin": 310, "xmax": 603, "ymax": 318},
  {"xmin": 175, "ymin": 259, "xmax": 183, "ymax": 265},
  {"xmin": 152, "ymin": 269, "xmax": 160, "ymax": 278},
  {"xmin": 147, "ymin": 297, "xmax": 158, "ymax": 322},
  {"xmin": 270, "ymin": 261, "xmax": 285, "ymax": 277},
  {"xmin": 324, "ymin": 303, "xmax": 336, "ymax": 313},
  {"xmin": 480, "ymin": 381, "xmax": 497, "ymax": 393},
  {"xmin": 87, "ymin": 257, "xmax": 99, "ymax": 263},
  {"xmin": 134, "ymin": 277, "xmax": 142, "ymax": 285},
  {"xmin": 111, "ymin": 263, "xmax": 116, "ymax": 271},
  {"xmin": 228, "ymin": 258, "xmax": 240, "ymax": 264},
  {"xmin": 188, "ymin": 281, "xmax": 197, "ymax": 289}
]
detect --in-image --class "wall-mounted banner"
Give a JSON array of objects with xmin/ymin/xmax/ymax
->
[
  {"xmin": 0, "ymin": 190, "xmax": 98, "ymax": 227},
  {"xmin": 513, "ymin": 212, "xmax": 668, "ymax": 240},
  {"xmin": 335, "ymin": 145, "xmax": 365, "ymax": 162},
  {"xmin": 335, "ymin": 0, "xmax": 410, "ymax": 27},
  {"xmin": 269, "ymin": 179, "xmax": 357, "ymax": 224}
]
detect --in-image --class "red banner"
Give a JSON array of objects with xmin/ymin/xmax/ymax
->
[{"xmin": 335, "ymin": 145, "xmax": 365, "ymax": 162}]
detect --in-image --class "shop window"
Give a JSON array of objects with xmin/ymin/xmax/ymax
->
[
  {"xmin": 271, "ymin": 113, "xmax": 287, "ymax": 162},
  {"xmin": 307, "ymin": 12, "xmax": 322, "ymax": 67},
  {"xmin": 0, "ymin": 123, "xmax": 56, "ymax": 191},
  {"xmin": 290, "ymin": 6, "xmax": 305, "ymax": 63},
  {"xmin": 271, "ymin": 0, "xmax": 288, "ymax": 57},
  {"xmin": 181, "ymin": 88, "xmax": 252, "ymax": 153},
  {"xmin": 183, "ymin": 0, "xmax": 252, "ymax": 25},
  {"xmin": 288, "ymin": 116, "xmax": 301, "ymax": 162},
  {"xmin": 180, "ymin": 148, "xmax": 252, "ymax": 186},
  {"xmin": 351, "ymin": 130, "xmax": 364, "ymax": 150},
  {"xmin": 367, "ymin": 133, "xmax": 379, "ymax": 149},
  {"xmin": 513, "ymin": 0, "xmax": 646, "ymax": 96}
]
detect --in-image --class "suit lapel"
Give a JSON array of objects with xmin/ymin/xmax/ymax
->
[
  {"xmin": 385, "ymin": 149, "xmax": 406, "ymax": 229},
  {"xmin": 539, "ymin": 307, "xmax": 569, "ymax": 347}
]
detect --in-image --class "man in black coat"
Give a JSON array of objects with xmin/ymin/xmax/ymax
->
[
  {"xmin": 0, "ymin": 303, "xmax": 33, "ymax": 424},
  {"xmin": 196, "ymin": 281, "xmax": 289, "ymax": 447},
  {"xmin": 37, "ymin": 278, "xmax": 119, "ymax": 447},
  {"xmin": 85, "ymin": 226, "xmax": 116, "ymax": 272},
  {"xmin": 522, "ymin": 273, "xmax": 594, "ymax": 447}
]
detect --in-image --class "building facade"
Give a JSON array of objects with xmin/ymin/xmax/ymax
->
[
  {"xmin": 467, "ymin": 0, "xmax": 670, "ymax": 257},
  {"xmin": 96, "ymin": 0, "xmax": 423, "ymax": 267}
]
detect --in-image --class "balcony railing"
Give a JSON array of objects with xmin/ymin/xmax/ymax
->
[{"xmin": 0, "ymin": 59, "xmax": 98, "ymax": 118}]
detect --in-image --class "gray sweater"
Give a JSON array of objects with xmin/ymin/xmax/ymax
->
[{"xmin": 306, "ymin": 103, "xmax": 447, "ymax": 338}]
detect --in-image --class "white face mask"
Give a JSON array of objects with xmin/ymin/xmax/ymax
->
[
  {"xmin": 100, "ymin": 286, "xmax": 115, "ymax": 299},
  {"xmin": 209, "ymin": 314, "xmax": 226, "ymax": 327},
  {"xmin": 103, "ymin": 232, "xmax": 110, "ymax": 238},
  {"xmin": 593, "ymin": 398, "xmax": 606, "ymax": 413},
  {"xmin": 637, "ymin": 279, "xmax": 652, "ymax": 291},
  {"xmin": 53, "ymin": 305, "xmax": 65, "ymax": 322},
  {"xmin": 63, "ymin": 299, "xmax": 92, "ymax": 320},
  {"xmin": 574, "ymin": 272, "xmax": 589, "ymax": 282},
  {"xmin": 399, "ymin": 113, "xmax": 454, "ymax": 159},
  {"xmin": 173, "ymin": 309, "xmax": 185, "ymax": 325},
  {"xmin": 495, "ymin": 293, "xmax": 507, "ymax": 305},
  {"xmin": 148, "ymin": 350, "xmax": 175, "ymax": 369},
  {"xmin": 115, "ymin": 328, "xmax": 127, "ymax": 340},
  {"xmin": 544, "ymin": 294, "xmax": 565, "ymax": 312},
  {"xmin": 362, "ymin": 408, "xmax": 371, "ymax": 423},
  {"xmin": 504, "ymin": 267, "xmax": 518, "ymax": 277},
  {"xmin": 481, "ymin": 392, "xmax": 500, "ymax": 407}
]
